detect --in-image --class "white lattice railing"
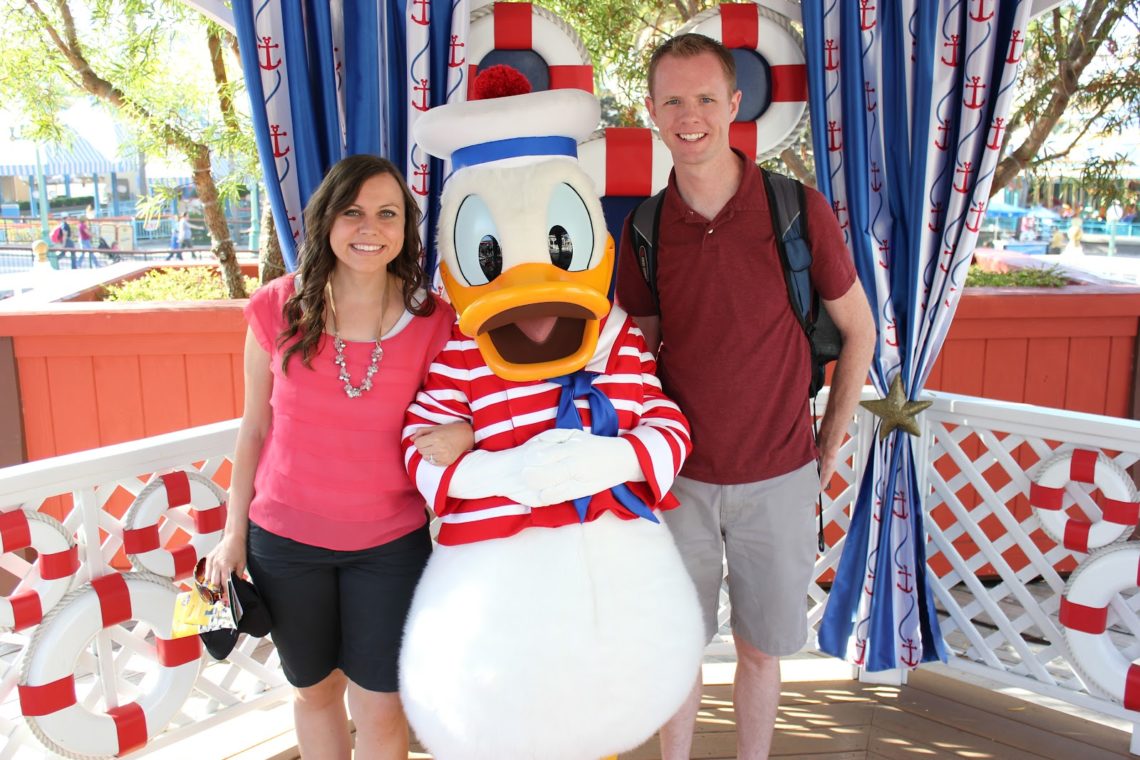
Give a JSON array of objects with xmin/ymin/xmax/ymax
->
[
  {"xmin": 920, "ymin": 392, "xmax": 1140, "ymax": 743},
  {"xmin": 0, "ymin": 421, "xmax": 288, "ymax": 759},
  {"xmin": 0, "ymin": 390, "xmax": 1137, "ymax": 757}
]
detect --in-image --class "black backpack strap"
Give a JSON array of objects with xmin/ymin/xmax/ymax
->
[
  {"xmin": 629, "ymin": 189, "xmax": 666, "ymax": 313},
  {"xmin": 761, "ymin": 168, "xmax": 812, "ymax": 335},
  {"xmin": 762, "ymin": 169, "xmax": 831, "ymax": 552}
]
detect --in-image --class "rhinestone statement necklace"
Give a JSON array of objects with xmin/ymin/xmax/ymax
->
[{"xmin": 325, "ymin": 279, "xmax": 386, "ymax": 399}]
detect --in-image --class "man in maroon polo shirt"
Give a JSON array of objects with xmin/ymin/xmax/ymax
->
[{"xmin": 616, "ymin": 34, "xmax": 876, "ymax": 760}]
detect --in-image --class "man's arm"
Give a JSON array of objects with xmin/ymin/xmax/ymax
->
[
  {"xmin": 631, "ymin": 315, "xmax": 661, "ymax": 355},
  {"xmin": 817, "ymin": 282, "xmax": 875, "ymax": 489}
]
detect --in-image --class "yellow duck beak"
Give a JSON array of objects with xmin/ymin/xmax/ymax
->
[{"xmin": 441, "ymin": 236, "xmax": 615, "ymax": 382}]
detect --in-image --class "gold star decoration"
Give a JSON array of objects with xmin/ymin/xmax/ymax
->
[{"xmin": 860, "ymin": 375, "xmax": 933, "ymax": 441}]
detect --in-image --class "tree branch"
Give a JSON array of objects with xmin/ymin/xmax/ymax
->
[
  {"xmin": 779, "ymin": 146, "xmax": 814, "ymax": 187},
  {"xmin": 991, "ymin": 0, "xmax": 1130, "ymax": 194},
  {"xmin": 208, "ymin": 28, "xmax": 239, "ymax": 133}
]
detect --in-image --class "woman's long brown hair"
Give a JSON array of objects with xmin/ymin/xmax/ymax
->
[{"xmin": 277, "ymin": 155, "xmax": 435, "ymax": 372}]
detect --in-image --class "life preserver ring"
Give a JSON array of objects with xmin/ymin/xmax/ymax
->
[
  {"xmin": 677, "ymin": 2, "xmax": 809, "ymax": 162},
  {"xmin": 122, "ymin": 471, "xmax": 228, "ymax": 580},
  {"xmin": 1029, "ymin": 449, "xmax": 1138, "ymax": 554},
  {"xmin": 0, "ymin": 510, "xmax": 79, "ymax": 631},
  {"xmin": 18, "ymin": 572, "xmax": 201, "ymax": 759},
  {"xmin": 1059, "ymin": 542, "xmax": 1140, "ymax": 711},
  {"xmin": 467, "ymin": 2, "xmax": 593, "ymax": 96},
  {"xmin": 578, "ymin": 128, "xmax": 673, "ymax": 198}
]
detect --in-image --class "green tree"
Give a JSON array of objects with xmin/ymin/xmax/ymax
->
[
  {"xmin": 0, "ymin": 0, "xmax": 259, "ymax": 297},
  {"xmin": 992, "ymin": 0, "xmax": 1140, "ymax": 202},
  {"xmin": 541, "ymin": 0, "xmax": 714, "ymax": 123},
  {"xmin": 541, "ymin": 1, "xmax": 1139, "ymax": 193}
]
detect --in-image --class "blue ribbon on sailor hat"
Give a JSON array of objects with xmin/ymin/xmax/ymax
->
[
  {"xmin": 548, "ymin": 370, "xmax": 658, "ymax": 524},
  {"xmin": 451, "ymin": 136, "xmax": 578, "ymax": 171}
]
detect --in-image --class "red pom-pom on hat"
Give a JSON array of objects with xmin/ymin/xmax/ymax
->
[{"xmin": 471, "ymin": 65, "xmax": 532, "ymax": 100}]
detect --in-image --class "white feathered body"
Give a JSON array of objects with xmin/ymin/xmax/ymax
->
[{"xmin": 400, "ymin": 512, "xmax": 704, "ymax": 760}]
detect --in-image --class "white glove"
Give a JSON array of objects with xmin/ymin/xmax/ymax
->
[
  {"xmin": 519, "ymin": 428, "xmax": 644, "ymax": 505},
  {"xmin": 446, "ymin": 435, "xmax": 560, "ymax": 506},
  {"xmin": 447, "ymin": 429, "xmax": 645, "ymax": 507}
]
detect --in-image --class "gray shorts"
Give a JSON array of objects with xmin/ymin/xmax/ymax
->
[{"xmin": 664, "ymin": 463, "xmax": 819, "ymax": 656}]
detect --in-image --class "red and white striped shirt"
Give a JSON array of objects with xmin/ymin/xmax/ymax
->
[{"xmin": 403, "ymin": 306, "xmax": 691, "ymax": 545}]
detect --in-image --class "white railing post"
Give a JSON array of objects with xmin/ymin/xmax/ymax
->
[
  {"xmin": 75, "ymin": 484, "xmax": 105, "ymax": 579},
  {"xmin": 76, "ymin": 484, "xmax": 121, "ymax": 710}
]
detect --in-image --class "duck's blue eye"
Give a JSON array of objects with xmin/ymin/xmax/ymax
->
[
  {"xmin": 453, "ymin": 194, "xmax": 501, "ymax": 285},
  {"xmin": 545, "ymin": 183, "xmax": 594, "ymax": 272}
]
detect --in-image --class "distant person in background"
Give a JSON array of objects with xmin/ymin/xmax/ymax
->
[
  {"xmin": 178, "ymin": 212, "xmax": 196, "ymax": 259},
  {"xmin": 77, "ymin": 217, "xmax": 97, "ymax": 267},
  {"xmin": 97, "ymin": 235, "xmax": 123, "ymax": 263},
  {"xmin": 166, "ymin": 212, "xmax": 186, "ymax": 260},
  {"xmin": 1047, "ymin": 228, "xmax": 1065, "ymax": 256},
  {"xmin": 1061, "ymin": 218, "xmax": 1084, "ymax": 259},
  {"xmin": 51, "ymin": 215, "xmax": 76, "ymax": 268}
]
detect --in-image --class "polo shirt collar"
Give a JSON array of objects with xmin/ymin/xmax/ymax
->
[{"xmin": 661, "ymin": 149, "xmax": 766, "ymax": 225}]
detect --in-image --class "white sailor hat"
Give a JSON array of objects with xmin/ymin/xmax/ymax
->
[{"xmin": 414, "ymin": 66, "xmax": 599, "ymax": 171}]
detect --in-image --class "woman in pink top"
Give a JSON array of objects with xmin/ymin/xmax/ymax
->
[{"xmin": 204, "ymin": 155, "xmax": 463, "ymax": 760}]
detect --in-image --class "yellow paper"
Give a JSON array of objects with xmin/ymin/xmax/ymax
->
[{"xmin": 171, "ymin": 590, "xmax": 212, "ymax": 638}]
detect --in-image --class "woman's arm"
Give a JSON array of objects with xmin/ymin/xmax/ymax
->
[{"xmin": 204, "ymin": 328, "xmax": 273, "ymax": 590}]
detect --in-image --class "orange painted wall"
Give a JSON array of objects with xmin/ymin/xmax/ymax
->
[
  {"xmin": 2, "ymin": 286, "xmax": 1137, "ymax": 578},
  {"xmin": 927, "ymin": 286, "xmax": 1139, "ymax": 416},
  {"xmin": 0, "ymin": 301, "xmax": 246, "ymax": 461}
]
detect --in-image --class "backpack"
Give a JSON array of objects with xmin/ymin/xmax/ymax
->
[
  {"xmin": 50, "ymin": 225, "xmax": 63, "ymax": 244},
  {"xmin": 628, "ymin": 168, "xmax": 842, "ymax": 398}
]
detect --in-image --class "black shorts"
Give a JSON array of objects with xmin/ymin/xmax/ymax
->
[{"xmin": 246, "ymin": 521, "xmax": 431, "ymax": 692}]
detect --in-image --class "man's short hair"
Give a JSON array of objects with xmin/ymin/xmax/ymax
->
[{"xmin": 647, "ymin": 33, "xmax": 737, "ymax": 97}]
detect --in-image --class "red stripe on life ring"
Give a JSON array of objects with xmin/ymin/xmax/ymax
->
[
  {"xmin": 729, "ymin": 121, "xmax": 758, "ymax": 161},
  {"xmin": 108, "ymin": 701, "xmax": 148, "ymax": 756},
  {"xmin": 1059, "ymin": 596, "xmax": 1108, "ymax": 634},
  {"xmin": 548, "ymin": 65, "xmax": 594, "ymax": 93},
  {"xmin": 40, "ymin": 545, "xmax": 79, "ymax": 580},
  {"xmin": 10, "ymin": 590, "xmax": 43, "ymax": 631},
  {"xmin": 160, "ymin": 471, "xmax": 192, "ymax": 508},
  {"xmin": 171, "ymin": 544, "xmax": 198, "ymax": 580},
  {"xmin": 92, "ymin": 574, "xmax": 133, "ymax": 628},
  {"xmin": 1126, "ymin": 664, "xmax": 1140, "ymax": 712},
  {"xmin": 193, "ymin": 504, "xmax": 227, "ymax": 534},
  {"xmin": 1070, "ymin": 449, "xmax": 1097, "ymax": 484},
  {"xmin": 1029, "ymin": 483, "xmax": 1064, "ymax": 510},
  {"xmin": 605, "ymin": 128, "xmax": 653, "ymax": 197},
  {"xmin": 123, "ymin": 525, "xmax": 161, "ymax": 554},
  {"xmin": 466, "ymin": 63, "xmax": 478, "ymax": 99},
  {"xmin": 1062, "ymin": 520, "xmax": 1091, "ymax": 553},
  {"xmin": 1102, "ymin": 497, "xmax": 1139, "ymax": 526},
  {"xmin": 157, "ymin": 635, "xmax": 202, "ymax": 667},
  {"xmin": 721, "ymin": 3, "xmax": 758, "ymax": 49},
  {"xmin": 0, "ymin": 510, "xmax": 31, "ymax": 553},
  {"xmin": 494, "ymin": 2, "xmax": 533, "ymax": 50},
  {"xmin": 771, "ymin": 64, "xmax": 808, "ymax": 102},
  {"xmin": 18, "ymin": 675, "xmax": 77, "ymax": 716}
]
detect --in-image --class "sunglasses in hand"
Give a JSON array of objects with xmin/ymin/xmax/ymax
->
[{"xmin": 193, "ymin": 557, "xmax": 224, "ymax": 605}]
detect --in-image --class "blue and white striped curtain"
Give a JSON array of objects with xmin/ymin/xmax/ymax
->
[
  {"xmin": 805, "ymin": 1, "xmax": 1032, "ymax": 671},
  {"xmin": 232, "ymin": 0, "xmax": 469, "ymax": 271}
]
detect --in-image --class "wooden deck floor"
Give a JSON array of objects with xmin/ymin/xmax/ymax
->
[
  {"xmin": 222, "ymin": 665, "xmax": 1134, "ymax": 760},
  {"xmin": 610, "ymin": 669, "xmax": 1133, "ymax": 760}
]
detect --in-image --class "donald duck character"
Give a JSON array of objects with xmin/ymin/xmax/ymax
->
[{"xmin": 399, "ymin": 67, "xmax": 705, "ymax": 760}]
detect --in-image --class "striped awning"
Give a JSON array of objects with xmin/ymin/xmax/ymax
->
[{"xmin": 0, "ymin": 131, "xmax": 133, "ymax": 177}]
